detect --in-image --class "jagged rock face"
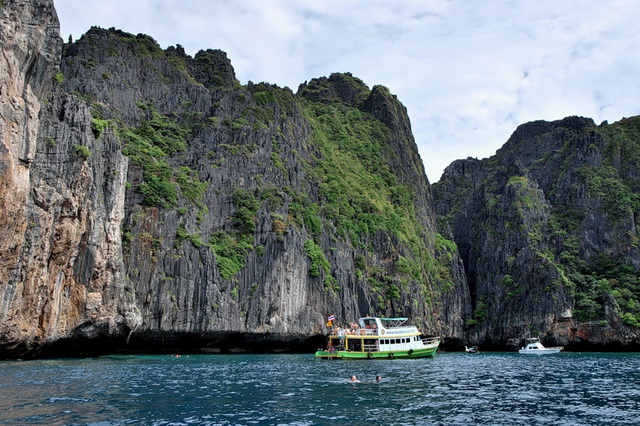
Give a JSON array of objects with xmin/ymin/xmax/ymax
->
[
  {"xmin": 11, "ymin": 1, "xmax": 637, "ymax": 357},
  {"xmin": 0, "ymin": 5, "xmax": 467, "ymax": 357},
  {"xmin": 434, "ymin": 116, "xmax": 640, "ymax": 349},
  {"xmin": 61, "ymin": 28, "xmax": 467, "ymax": 351},
  {"xmin": 0, "ymin": 0, "xmax": 70, "ymax": 352}
]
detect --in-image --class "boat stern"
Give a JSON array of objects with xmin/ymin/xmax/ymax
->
[{"xmin": 315, "ymin": 350, "xmax": 342, "ymax": 360}]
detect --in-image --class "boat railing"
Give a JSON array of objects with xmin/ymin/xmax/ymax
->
[
  {"xmin": 422, "ymin": 336, "xmax": 440, "ymax": 345},
  {"xmin": 336, "ymin": 327, "xmax": 435, "ymax": 338},
  {"xmin": 363, "ymin": 343, "xmax": 379, "ymax": 352},
  {"xmin": 345, "ymin": 328, "xmax": 378, "ymax": 336}
]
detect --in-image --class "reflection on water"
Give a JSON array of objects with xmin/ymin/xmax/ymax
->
[{"xmin": 1, "ymin": 352, "xmax": 639, "ymax": 424}]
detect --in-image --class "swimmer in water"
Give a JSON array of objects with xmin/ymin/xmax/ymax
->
[{"xmin": 349, "ymin": 375, "xmax": 361, "ymax": 383}]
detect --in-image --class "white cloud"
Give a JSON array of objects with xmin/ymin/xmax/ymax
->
[{"xmin": 55, "ymin": 0, "xmax": 640, "ymax": 182}]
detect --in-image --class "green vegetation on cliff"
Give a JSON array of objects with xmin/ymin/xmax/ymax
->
[
  {"xmin": 304, "ymin": 101, "xmax": 403, "ymax": 239},
  {"xmin": 119, "ymin": 102, "xmax": 208, "ymax": 213},
  {"xmin": 198, "ymin": 79, "xmax": 453, "ymax": 298},
  {"xmin": 552, "ymin": 118, "xmax": 640, "ymax": 325},
  {"xmin": 435, "ymin": 115, "xmax": 640, "ymax": 332},
  {"xmin": 76, "ymin": 27, "xmax": 452, "ymax": 310},
  {"xmin": 298, "ymin": 85, "xmax": 453, "ymax": 302},
  {"xmin": 209, "ymin": 188, "xmax": 261, "ymax": 280}
]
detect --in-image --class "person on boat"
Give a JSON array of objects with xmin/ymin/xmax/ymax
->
[{"xmin": 349, "ymin": 375, "xmax": 361, "ymax": 383}]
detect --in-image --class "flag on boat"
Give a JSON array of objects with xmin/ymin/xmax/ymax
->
[{"xmin": 326, "ymin": 314, "xmax": 335, "ymax": 327}]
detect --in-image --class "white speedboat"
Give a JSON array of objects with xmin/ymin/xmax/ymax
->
[
  {"xmin": 519, "ymin": 338, "xmax": 563, "ymax": 355},
  {"xmin": 465, "ymin": 345, "xmax": 479, "ymax": 353}
]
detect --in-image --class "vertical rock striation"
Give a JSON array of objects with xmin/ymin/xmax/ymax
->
[
  {"xmin": 1, "ymin": 1, "xmax": 143, "ymax": 356},
  {"xmin": 5, "ymin": 0, "xmax": 636, "ymax": 357},
  {"xmin": 0, "ymin": 0, "xmax": 63, "ymax": 352},
  {"xmin": 0, "ymin": 4, "xmax": 467, "ymax": 357},
  {"xmin": 434, "ymin": 116, "xmax": 640, "ymax": 349}
]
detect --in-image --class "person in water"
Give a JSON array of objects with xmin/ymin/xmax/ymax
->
[
  {"xmin": 349, "ymin": 375, "xmax": 361, "ymax": 383},
  {"xmin": 374, "ymin": 375, "xmax": 382, "ymax": 382}
]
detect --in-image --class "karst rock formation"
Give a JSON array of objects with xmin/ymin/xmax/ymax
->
[{"xmin": 1, "ymin": 0, "xmax": 638, "ymax": 358}]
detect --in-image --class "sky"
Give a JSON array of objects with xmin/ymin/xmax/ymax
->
[{"xmin": 55, "ymin": 0, "xmax": 640, "ymax": 183}]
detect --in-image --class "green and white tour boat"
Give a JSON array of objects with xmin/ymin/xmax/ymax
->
[{"xmin": 315, "ymin": 317, "xmax": 440, "ymax": 360}]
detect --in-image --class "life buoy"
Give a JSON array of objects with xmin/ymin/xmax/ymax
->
[
  {"xmin": 388, "ymin": 353, "xmax": 394, "ymax": 359},
  {"xmin": 367, "ymin": 352, "xmax": 373, "ymax": 359},
  {"xmin": 408, "ymin": 349, "xmax": 414, "ymax": 356},
  {"xmin": 381, "ymin": 329, "xmax": 386, "ymax": 335}
]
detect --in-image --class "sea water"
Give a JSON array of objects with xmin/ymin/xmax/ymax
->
[{"xmin": 1, "ymin": 352, "xmax": 639, "ymax": 425}]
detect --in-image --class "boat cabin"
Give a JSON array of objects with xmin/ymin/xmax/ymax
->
[{"xmin": 518, "ymin": 337, "xmax": 563, "ymax": 354}]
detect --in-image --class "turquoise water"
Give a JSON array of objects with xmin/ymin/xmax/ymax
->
[{"xmin": 1, "ymin": 352, "xmax": 639, "ymax": 425}]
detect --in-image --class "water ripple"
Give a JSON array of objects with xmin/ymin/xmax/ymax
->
[{"xmin": 1, "ymin": 352, "xmax": 639, "ymax": 424}]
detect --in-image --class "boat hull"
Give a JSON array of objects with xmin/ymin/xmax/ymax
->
[
  {"xmin": 315, "ymin": 344, "xmax": 439, "ymax": 360},
  {"xmin": 518, "ymin": 348, "xmax": 562, "ymax": 355}
]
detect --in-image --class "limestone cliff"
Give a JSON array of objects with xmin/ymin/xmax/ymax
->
[
  {"xmin": 433, "ymin": 116, "xmax": 640, "ymax": 350},
  {"xmin": 4, "ymin": 0, "xmax": 637, "ymax": 358},
  {"xmin": 0, "ymin": 1, "xmax": 467, "ymax": 358},
  {"xmin": 1, "ymin": 1, "xmax": 142, "ymax": 357}
]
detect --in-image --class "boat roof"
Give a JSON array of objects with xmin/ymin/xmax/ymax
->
[
  {"xmin": 360, "ymin": 317, "xmax": 408, "ymax": 321},
  {"xmin": 360, "ymin": 317, "xmax": 408, "ymax": 327}
]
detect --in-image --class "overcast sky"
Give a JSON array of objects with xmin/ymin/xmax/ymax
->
[{"xmin": 55, "ymin": 0, "xmax": 640, "ymax": 182}]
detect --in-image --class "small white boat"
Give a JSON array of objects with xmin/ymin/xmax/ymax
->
[
  {"xmin": 519, "ymin": 338, "xmax": 563, "ymax": 355},
  {"xmin": 465, "ymin": 345, "xmax": 479, "ymax": 353}
]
